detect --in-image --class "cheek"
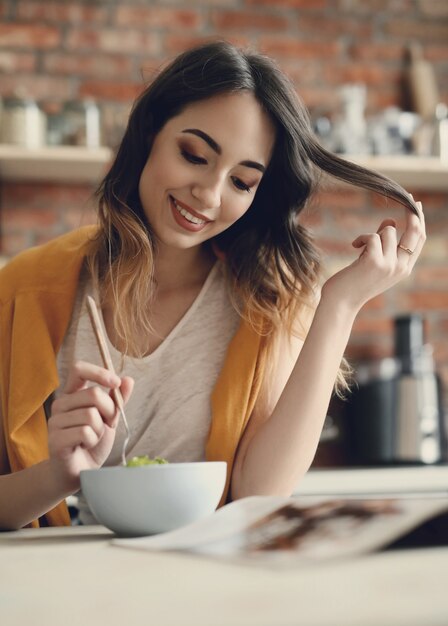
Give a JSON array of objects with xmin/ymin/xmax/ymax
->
[{"xmin": 222, "ymin": 197, "xmax": 254, "ymax": 223}]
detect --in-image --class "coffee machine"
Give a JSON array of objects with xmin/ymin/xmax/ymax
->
[{"xmin": 347, "ymin": 314, "xmax": 447, "ymax": 465}]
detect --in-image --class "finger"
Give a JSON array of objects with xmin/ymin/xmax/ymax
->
[
  {"xmin": 120, "ymin": 376, "xmax": 135, "ymax": 405},
  {"xmin": 377, "ymin": 223, "xmax": 398, "ymax": 258},
  {"xmin": 352, "ymin": 233, "xmax": 383, "ymax": 258},
  {"xmin": 52, "ymin": 386, "xmax": 117, "ymax": 423},
  {"xmin": 50, "ymin": 425, "xmax": 102, "ymax": 456},
  {"xmin": 64, "ymin": 360, "xmax": 121, "ymax": 394},
  {"xmin": 377, "ymin": 218, "xmax": 397, "ymax": 233},
  {"xmin": 48, "ymin": 407, "xmax": 106, "ymax": 440},
  {"xmin": 108, "ymin": 376, "xmax": 134, "ymax": 429},
  {"xmin": 398, "ymin": 200, "xmax": 425, "ymax": 256}
]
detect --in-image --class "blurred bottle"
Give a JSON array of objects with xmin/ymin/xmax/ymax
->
[{"xmin": 406, "ymin": 42, "xmax": 439, "ymax": 121}]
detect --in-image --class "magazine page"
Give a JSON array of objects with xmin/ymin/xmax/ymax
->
[{"xmin": 113, "ymin": 494, "xmax": 448, "ymax": 569}]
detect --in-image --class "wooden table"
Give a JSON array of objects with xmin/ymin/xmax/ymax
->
[{"xmin": 1, "ymin": 525, "xmax": 447, "ymax": 626}]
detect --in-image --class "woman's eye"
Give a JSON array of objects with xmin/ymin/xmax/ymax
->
[
  {"xmin": 180, "ymin": 149, "xmax": 206, "ymax": 165},
  {"xmin": 231, "ymin": 176, "xmax": 252, "ymax": 193}
]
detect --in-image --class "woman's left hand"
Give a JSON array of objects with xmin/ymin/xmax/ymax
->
[{"xmin": 321, "ymin": 199, "xmax": 426, "ymax": 312}]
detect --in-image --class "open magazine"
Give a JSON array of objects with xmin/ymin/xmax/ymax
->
[{"xmin": 113, "ymin": 494, "xmax": 448, "ymax": 569}]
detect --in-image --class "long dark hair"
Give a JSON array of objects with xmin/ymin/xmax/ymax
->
[{"xmin": 88, "ymin": 40, "xmax": 419, "ymax": 388}]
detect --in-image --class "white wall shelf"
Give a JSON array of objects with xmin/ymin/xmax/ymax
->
[
  {"xmin": 0, "ymin": 144, "xmax": 113, "ymax": 184},
  {"xmin": 344, "ymin": 155, "xmax": 448, "ymax": 192},
  {"xmin": 0, "ymin": 145, "xmax": 446, "ymax": 191}
]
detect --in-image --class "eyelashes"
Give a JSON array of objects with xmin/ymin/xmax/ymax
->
[
  {"xmin": 231, "ymin": 176, "xmax": 251, "ymax": 192},
  {"xmin": 180, "ymin": 148, "xmax": 254, "ymax": 193},
  {"xmin": 180, "ymin": 149, "xmax": 206, "ymax": 166}
]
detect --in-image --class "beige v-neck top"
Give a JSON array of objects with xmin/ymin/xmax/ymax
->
[{"xmin": 55, "ymin": 261, "xmax": 240, "ymax": 523}]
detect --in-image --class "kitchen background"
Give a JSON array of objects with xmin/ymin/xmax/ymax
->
[{"xmin": 0, "ymin": 0, "xmax": 447, "ymax": 465}]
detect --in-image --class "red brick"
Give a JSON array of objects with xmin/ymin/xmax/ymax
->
[
  {"xmin": 315, "ymin": 188, "xmax": 369, "ymax": 211},
  {"xmin": 164, "ymin": 34, "xmax": 250, "ymax": 56},
  {"xmin": 294, "ymin": 86, "xmax": 339, "ymax": 109},
  {"xmin": 404, "ymin": 291, "xmax": 448, "ymax": 310},
  {"xmin": 369, "ymin": 90, "xmax": 402, "ymax": 111},
  {"xmin": 259, "ymin": 38, "xmax": 341, "ymax": 60},
  {"xmin": 415, "ymin": 266, "xmax": 448, "ymax": 285},
  {"xmin": 279, "ymin": 60, "xmax": 327, "ymax": 87},
  {"xmin": 371, "ymin": 193, "xmax": 408, "ymax": 213},
  {"xmin": 426, "ymin": 45, "xmax": 448, "ymax": 62},
  {"xmin": 3, "ymin": 181, "xmax": 93, "ymax": 205},
  {"xmin": 386, "ymin": 20, "xmax": 448, "ymax": 42},
  {"xmin": 390, "ymin": 191, "xmax": 447, "ymax": 210},
  {"xmin": 361, "ymin": 294, "xmax": 386, "ymax": 310},
  {"xmin": 0, "ymin": 50, "xmax": 36, "ymax": 73},
  {"xmin": 0, "ymin": 74, "xmax": 72, "ymax": 100},
  {"xmin": 337, "ymin": 0, "xmax": 414, "ymax": 13},
  {"xmin": 160, "ymin": 0, "xmax": 237, "ymax": 4},
  {"xmin": 16, "ymin": 1, "xmax": 108, "ymax": 22},
  {"xmin": 315, "ymin": 237, "xmax": 353, "ymax": 255},
  {"xmin": 2, "ymin": 207, "xmax": 60, "ymax": 230},
  {"xmin": 345, "ymin": 342, "xmax": 392, "ymax": 361},
  {"xmin": 418, "ymin": 0, "xmax": 448, "ymax": 17},
  {"xmin": 352, "ymin": 316, "xmax": 394, "ymax": 335},
  {"xmin": 328, "ymin": 208, "xmax": 385, "ymax": 234},
  {"xmin": 79, "ymin": 80, "xmax": 144, "ymax": 103},
  {"xmin": 66, "ymin": 28, "xmax": 161, "ymax": 56},
  {"xmin": 322, "ymin": 64, "xmax": 402, "ymax": 87},
  {"xmin": 0, "ymin": 24, "xmax": 61, "ymax": 49},
  {"xmin": 349, "ymin": 43, "xmax": 405, "ymax": 62},
  {"xmin": 211, "ymin": 10, "xmax": 289, "ymax": 32},
  {"xmin": 245, "ymin": 0, "xmax": 327, "ymax": 7},
  {"xmin": 43, "ymin": 53, "xmax": 134, "ymax": 78},
  {"xmin": 115, "ymin": 6, "xmax": 203, "ymax": 29},
  {"xmin": 298, "ymin": 15, "xmax": 373, "ymax": 39}
]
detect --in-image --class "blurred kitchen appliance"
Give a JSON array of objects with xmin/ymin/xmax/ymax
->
[{"xmin": 348, "ymin": 314, "xmax": 446, "ymax": 466}]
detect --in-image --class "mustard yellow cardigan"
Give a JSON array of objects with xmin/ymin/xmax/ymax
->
[{"xmin": 0, "ymin": 227, "xmax": 267, "ymax": 527}]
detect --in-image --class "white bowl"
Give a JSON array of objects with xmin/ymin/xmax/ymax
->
[{"xmin": 80, "ymin": 462, "xmax": 227, "ymax": 537}]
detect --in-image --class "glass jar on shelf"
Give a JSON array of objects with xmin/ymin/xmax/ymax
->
[
  {"xmin": 61, "ymin": 99, "xmax": 102, "ymax": 148},
  {"xmin": 0, "ymin": 96, "xmax": 47, "ymax": 148}
]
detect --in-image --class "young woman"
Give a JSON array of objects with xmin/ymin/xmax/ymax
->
[{"xmin": 0, "ymin": 41, "xmax": 425, "ymax": 529}]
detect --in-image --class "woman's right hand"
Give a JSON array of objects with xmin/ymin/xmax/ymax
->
[{"xmin": 47, "ymin": 361, "xmax": 134, "ymax": 491}]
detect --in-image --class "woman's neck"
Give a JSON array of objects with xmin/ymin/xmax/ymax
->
[{"xmin": 153, "ymin": 243, "xmax": 215, "ymax": 293}]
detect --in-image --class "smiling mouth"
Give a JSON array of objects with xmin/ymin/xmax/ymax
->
[{"xmin": 170, "ymin": 196, "xmax": 211, "ymax": 225}]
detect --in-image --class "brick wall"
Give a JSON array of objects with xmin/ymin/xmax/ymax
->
[{"xmin": 1, "ymin": 0, "xmax": 447, "ymax": 412}]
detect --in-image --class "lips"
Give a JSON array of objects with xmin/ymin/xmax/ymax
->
[{"xmin": 169, "ymin": 195, "xmax": 213, "ymax": 233}]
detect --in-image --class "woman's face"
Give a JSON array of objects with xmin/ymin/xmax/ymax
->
[{"xmin": 138, "ymin": 91, "xmax": 276, "ymax": 251}]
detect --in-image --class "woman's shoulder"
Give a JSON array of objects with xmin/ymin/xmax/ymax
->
[{"xmin": 0, "ymin": 225, "xmax": 98, "ymax": 303}]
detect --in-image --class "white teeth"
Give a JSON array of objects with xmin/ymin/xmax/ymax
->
[{"xmin": 172, "ymin": 198, "xmax": 206, "ymax": 225}]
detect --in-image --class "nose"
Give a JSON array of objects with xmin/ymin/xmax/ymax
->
[{"xmin": 191, "ymin": 172, "xmax": 223, "ymax": 210}]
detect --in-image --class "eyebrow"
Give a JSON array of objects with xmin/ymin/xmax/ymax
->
[{"xmin": 181, "ymin": 128, "xmax": 266, "ymax": 173}]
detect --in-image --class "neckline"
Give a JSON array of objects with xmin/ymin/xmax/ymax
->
[{"xmin": 90, "ymin": 261, "xmax": 220, "ymax": 365}]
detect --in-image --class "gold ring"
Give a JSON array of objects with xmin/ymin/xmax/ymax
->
[{"xmin": 397, "ymin": 244, "xmax": 414, "ymax": 255}]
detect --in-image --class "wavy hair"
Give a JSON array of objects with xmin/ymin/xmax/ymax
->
[{"xmin": 87, "ymin": 41, "xmax": 419, "ymax": 395}]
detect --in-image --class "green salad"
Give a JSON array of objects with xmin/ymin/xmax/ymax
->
[{"xmin": 126, "ymin": 455, "xmax": 169, "ymax": 467}]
